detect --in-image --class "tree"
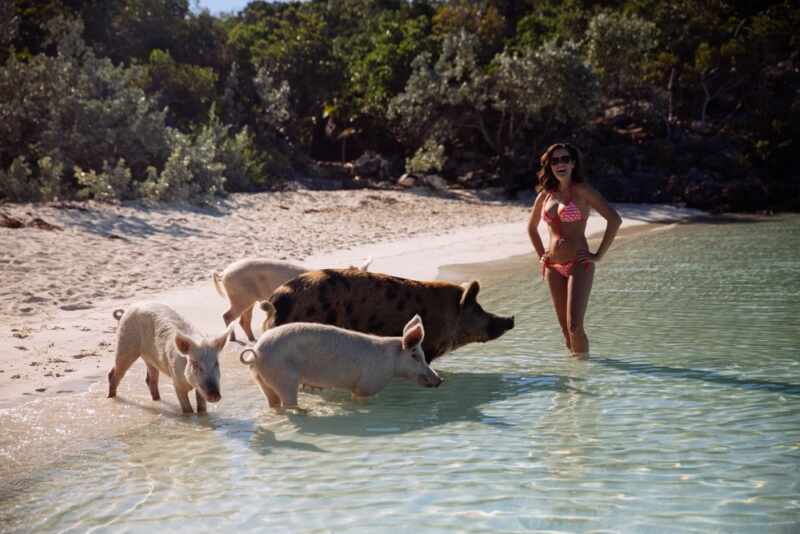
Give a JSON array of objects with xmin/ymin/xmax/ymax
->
[
  {"xmin": 586, "ymin": 11, "xmax": 658, "ymax": 99},
  {"xmin": 389, "ymin": 31, "xmax": 599, "ymax": 174}
]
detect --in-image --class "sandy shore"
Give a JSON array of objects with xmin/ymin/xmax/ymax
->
[{"xmin": 0, "ymin": 186, "xmax": 704, "ymax": 409}]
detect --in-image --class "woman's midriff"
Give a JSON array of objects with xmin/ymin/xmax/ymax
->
[{"xmin": 546, "ymin": 223, "xmax": 588, "ymax": 263}]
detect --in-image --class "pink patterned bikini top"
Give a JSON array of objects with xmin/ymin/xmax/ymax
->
[{"xmin": 542, "ymin": 189, "xmax": 585, "ymax": 225}]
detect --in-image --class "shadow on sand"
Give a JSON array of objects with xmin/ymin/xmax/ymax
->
[{"xmin": 56, "ymin": 198, "xmax": 230, "ymax": 239}]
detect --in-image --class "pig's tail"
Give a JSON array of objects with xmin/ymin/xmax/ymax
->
[{"xmin": 240, "ymin": 349, "xmax": 258, "ymax": 366}]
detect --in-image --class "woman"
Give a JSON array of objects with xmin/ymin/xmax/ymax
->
[{"xmin": 528, "ymin": 143, "xmax": 621, "ymax": 357}]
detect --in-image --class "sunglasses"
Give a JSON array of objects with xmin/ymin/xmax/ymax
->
[{"xmin": 550, "ymin": 155, "xmax": 573, "ymax": 166}]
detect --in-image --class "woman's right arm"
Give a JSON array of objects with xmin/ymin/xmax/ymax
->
[{"xmin": 528, "ymin": 192, "xmax": 547, "ymax": 259}]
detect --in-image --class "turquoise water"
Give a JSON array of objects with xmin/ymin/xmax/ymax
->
[{"xmin": 1, "ymin": 216, "xmax": 799, "ymax": 533}]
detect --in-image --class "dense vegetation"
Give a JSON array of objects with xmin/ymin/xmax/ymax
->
[{"xmin": 2, "ymin": 0, "xmax": 798, "ymax": 211}]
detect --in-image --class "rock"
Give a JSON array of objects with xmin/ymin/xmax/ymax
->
[
  {"xmin": 353, "ymin": 151, "xmax": 391, "ymax": 180},
  {"xmin": 420, "ymin": 174, "xmax": 449, "ymax": 191},
  {"xmin": 398, "ymin": 174, "xmax": 417, "ymax": 188}
]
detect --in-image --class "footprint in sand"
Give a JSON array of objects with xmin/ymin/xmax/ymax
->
[{"xmin": 60, "ymin": 303, "xmax": 94, "ymax": 311}]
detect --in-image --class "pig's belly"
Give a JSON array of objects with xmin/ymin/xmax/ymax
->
[{"xmin": 296, "ymin": 360, "xmax": 360, "ymax": 391}]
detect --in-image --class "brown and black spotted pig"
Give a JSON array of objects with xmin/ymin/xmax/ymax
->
[{"xmin": 261, "ymin": 268, "xmax": 514, "ymax": 362}]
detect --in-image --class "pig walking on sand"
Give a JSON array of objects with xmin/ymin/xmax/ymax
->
[
  {"xmin": 240, "ymin": 307, "xmax": 441, "ymax": 410},
  {"xmin": 212, "ymin": 259, "xmax": 310, "ymax": 343},
  {"xmin": 213, "ymin": 257, "xmax": 372, "ymax": 342},
  {"xmin": 108, "ymin": 303, "xmax": 231, "ymax": 414}
]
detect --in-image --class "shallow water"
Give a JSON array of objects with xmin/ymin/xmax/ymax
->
[{"xmin": 1, "ymin": 216, "xmax": 799, "ymax": 533}]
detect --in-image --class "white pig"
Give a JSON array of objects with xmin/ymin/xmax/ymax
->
[
  {"xmin": 108, "ymin": 303, "xmax": 230, "ymax": 414},
  {"xmin": 239, "ymin": 310, "xmax": 442, "ymax": 410},
  {"xmin": 212, "ymin": 257, "xmax": 372, "ymax": 342}
]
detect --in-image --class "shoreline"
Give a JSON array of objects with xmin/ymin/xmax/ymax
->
[{"xmin": 0, "ymin": 188, "xmax": 705, "ymax": 410}]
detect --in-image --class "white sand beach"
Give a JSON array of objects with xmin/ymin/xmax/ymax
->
[{"xmin": 0, "ymin": 187, "xmax": 704, "ymax": 409}]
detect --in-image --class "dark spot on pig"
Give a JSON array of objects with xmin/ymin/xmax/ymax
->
[
  {"xmin": 272, "ymin": 294, "xmax": 294, "ymax": 324},
  {"xmin": 326, "ymin": 310, "xmax": 338, "ymax": 324},
  {"xmin": 385, "ymin": 286, "xmax": 397, "ymax": 301},
  {"xmin": 396, "ymin": 299, "xmax": 406, "ymax": 311},
  {"xmin": 322, "ymin": 269, "xmax": 352, "ymax": 290},
  {"xmin": 306, "ymin": 305, "xmax": 317, "ymax": 316},
  {"xmin": 345, "ymin": 302, "xmax": 354, "ymax": 317},
  {"xmin": 415, "ymin": 294, "xmax": 423, "ymax": 306},
  {"xmin": 319, "ymin": 284, "xmax": 330, "ymax": 310},
  {"xmin": 361, "ymin": 295, "xmax": 368, "ymax": 304}
]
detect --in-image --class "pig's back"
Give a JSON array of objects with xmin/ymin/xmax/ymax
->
[
  {"xmin": 268, "ymin": 269, "xmax": 459, "ymax": 343},
  {"xmin": 119, "ymin": 302, "xmax": 197, "ymax": 358}
]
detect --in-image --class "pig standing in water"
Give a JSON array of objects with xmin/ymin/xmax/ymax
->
[
  {"xmin": 240, "ymin": 309, "xmax": 441, "ymax": 409},
  {"xmin": 108, "ymin": 303, "xmax": 230, "ymax": 414},
  {"xmin": 263, "ymin": 269, "xmax": 515, "ymax": 362}
]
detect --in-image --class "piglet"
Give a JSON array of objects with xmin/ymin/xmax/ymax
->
[
  {"xmin": 240, "ymin": 308, "xmax": 442, "ymax": 410},
  {"xmin": 108, "ymin": 303, "xmax": 230, "ymax": 414}
]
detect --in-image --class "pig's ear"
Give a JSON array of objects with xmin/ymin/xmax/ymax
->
[
  {"xmin": 402, "ymin": 314, "xmax": 422, "ymax": 336},
  {"xmin": 174, "ymin": 333, "xmax": 197, "ymax": 355},
  {"xmin": 402, "ymin": 322, "xmax": 425, "ymax": 350},
  {"xmin": 459, "ymin": 281, "xmax": 480, "ymax": 308},
  {"xmin": 210, "ymin": 326, "xmax": 232, "ymax": 351}
]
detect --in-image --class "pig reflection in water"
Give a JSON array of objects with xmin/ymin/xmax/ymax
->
[
  {"xmin": 264, "ymin": 269, "xmax": 515, "ymax": 363},
  {"xmin": 240, "ymin": 311, "xmax": 442, "ymax": 410},
  {"xmin": 108, "ymin": 303, "xmax": 230, "ymax": 414}
]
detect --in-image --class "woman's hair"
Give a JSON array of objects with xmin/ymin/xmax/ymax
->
[{"xmin": 536, "ymin": 143, "xmax": 585, "ymax": 192}]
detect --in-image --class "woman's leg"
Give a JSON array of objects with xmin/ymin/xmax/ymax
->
[
  {"xmin": 567, "ymin": 263, "xmax": 595, "ymax": 356},
  {"xmin": 545, "ymin": 267, "xmax": 571, "ymax": 350}
]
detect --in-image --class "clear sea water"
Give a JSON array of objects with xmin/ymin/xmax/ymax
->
[{"xmin": 1, "ymin": 216, "xmax": 799, "ymax": 533}]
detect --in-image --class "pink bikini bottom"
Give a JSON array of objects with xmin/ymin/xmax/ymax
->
[{"xmin": 541, "ymin": 259, "xmax": 591, "ymax": 279}]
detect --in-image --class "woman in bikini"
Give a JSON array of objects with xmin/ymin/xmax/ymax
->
[{"xmin": 528, "ymin": 143, "xmax": 622, "ymax": 357}]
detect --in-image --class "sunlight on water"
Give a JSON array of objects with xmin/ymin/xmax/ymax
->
[{"xmin": 1, "ymin": 216, "xmax": 799, "ymax": 533}]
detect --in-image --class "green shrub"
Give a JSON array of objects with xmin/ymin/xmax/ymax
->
[
  {"xmin": 406, "ymin": 138, "xmax": 446, "ymax": 175},
  {"xmin": 76, "ymin": 159, "xmax": 132, "ymax": 201}
]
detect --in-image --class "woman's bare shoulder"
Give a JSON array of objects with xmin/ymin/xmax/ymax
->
[{"xmin": 572, "ymin": 182, "xmax": 595, "ymax": 195}]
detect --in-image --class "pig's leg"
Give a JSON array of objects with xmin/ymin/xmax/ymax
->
[
  {"xmin": 254, "ymin": 373, "xmax": 281, "ymax": 408},
  {"xmin": 175, "ymin": 387, "xmax": 195, "ymax": 414},
  {"xmin": 107, "ymin": 340, "xmax": 140, "ymax": 398},
  {"xmin": 195, "ymin": 389, "xmax": 207, "ymax": 414},
  {"xmin": 145, "ymin": 364, "xmax": 161, "ymax": 401},
  {"xmin": 239, "ymin": 304, "xmax": 256, "ymax": 342},
  {"xmin": 273, "ymin": 379, "xmax": 299, "ymax": 410},
  {"xmin": 222, "ymin": 307, "xmax": 240, "ymax": 342}
]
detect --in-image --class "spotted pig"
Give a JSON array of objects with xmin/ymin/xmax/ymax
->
[{"xmin": 262, "ymin": 269, "xmax": 514, "ymax": 362}]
